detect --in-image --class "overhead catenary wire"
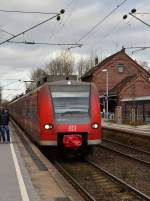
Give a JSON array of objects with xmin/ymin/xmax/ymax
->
[
  {"xmin": 0, "ymin": 79, "xmax": 22, "ymax": 81},
  {"xmin": 0, "ymin": 10, "xmax": 65, "ymax": 46},
  {"xmin": 7, "ymin": 40, "xmax": 82, "ymax": 47},
  {"xmin": 3, "ymin": 88, "xmax": 23, "ymax": 91},
  {"xmin": 134, "ymin": 12, "xmax": 150, "ymax": 14},
  {"xmin": 103, "ymin": 20, "xmax": 123, "ymax": 38},
  {"xmin": 125, "ymin": 46, "xmax": 150, "ymax": 54},
  {"xmin": 75, "ymin": 0, "xmax": 128, "ymax": 44},
  {"xmin": 1, "ymin": 80, "xmax": 22, "ymax": 88},
  {"xmin": 0, "ymin": 27, "xmax": 15, "ymax": 36},
  {"xmin": 65, "ymin": 0, "xmax": 75, "ymax": 10},
  {"xmin": 67, "ymin": 45, "xmax": 82, "ymax": 50},
  {"xmin": 131, "ymin": 48, "xmax": 146, "ymax": 54},
  {"xmin": 49, "ymin": 0, "xmax": 77, "ymax": 42},
  {"xmin": 101, "ymin": 18, "xmax": 133, "ymax": 48},
  {"xmin": 87, "ymin": 2, "xmax": 145, "ymax": 53},
  {"xmin": 0, "ymin": 9, "xmax": 58, "ymax": 15},
  {"xmin": 129, "ymin": 13, "xmax": 150, "ymax": 28},
  {"xmin": 60, "ymin": 0, "xmax": 79, "ymax": 27},
  {"xmin": 126, "ymin": 46, "xmax": 150, "ymax": 49}
]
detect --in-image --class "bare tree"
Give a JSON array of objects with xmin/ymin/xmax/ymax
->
[
  {"xmin": 28, "ymin": 68, "xmax": 47, "ymax": 90},
  {"xmin": 30, "ymin": 68, "xmax": 47, "ymax": 82},
  {"xmin": 138, "ymin": 61, "xmax": 150, "ymax": 72},
  {"xmin": 77, "ymin": 55, "xmax": 97, "ymax": 78},
  {"xmin": 46, "ymin": 51, "xmax": 74, "ymax": 76}
]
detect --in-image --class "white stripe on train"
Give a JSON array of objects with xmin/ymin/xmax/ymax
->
[{"xmin": 40, "ymin": 139, "xmax": 101, "ymax": 146}]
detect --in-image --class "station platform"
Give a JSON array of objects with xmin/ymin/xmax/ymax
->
[
  {"xmin": 102, "ymin": 120, "xmax": 150, "ymax": 136},
  {"xmin": 0, "ymin": 129, "xmax": 41, "ymax": 201},
  {"xmin": 0, "ymin": 126, "xmax": 84, "ymax": 201}
]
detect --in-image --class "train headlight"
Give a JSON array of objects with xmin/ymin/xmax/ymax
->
[
  {"xmin": 44, "ymin": 124, "xmax": 53, "ymax": 130},
  {"xmin": 92, "ymin": 123, "xmax": 99, "ymax": 129}
]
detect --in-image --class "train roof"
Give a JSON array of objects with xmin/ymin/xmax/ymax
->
[
  {"xmin": 9, "ymin": 80, "xmax": 92, "ymax": 104},
  {"xmin": 48, "ymin": 80, "xmax": 91, "ymax": 86}
]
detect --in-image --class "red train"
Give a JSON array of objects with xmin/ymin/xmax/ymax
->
[{"xmin": 9, "ymin": 80, "xmax": 102, "ymax": 154}]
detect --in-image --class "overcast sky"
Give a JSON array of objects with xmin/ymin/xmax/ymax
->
[{"xmin": 0, "ymin": 0, "xmax": 150, "ymax": 100}]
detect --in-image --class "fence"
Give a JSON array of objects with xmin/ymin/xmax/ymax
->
[
  {"xmin": 101, "ymin": 112, "xmax": 150, "ymax": 125},
  {"xmin": 123, "ymin": 113, "xmax": 150, "ymax": 125}
]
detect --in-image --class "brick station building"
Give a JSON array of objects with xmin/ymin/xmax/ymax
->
[{"xmin": 81, "ymin": 48, "xmax": 150, "ymax": 124}]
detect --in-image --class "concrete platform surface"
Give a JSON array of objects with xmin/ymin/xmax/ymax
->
[
  {"xmin": 0, "ymin": 129, "xmax": 41, "ymax": 201},
  {"xmin": 102, "ymin": 120, "xmax": 150, "ymax": 135},
  {"xmin": 9, "ymin": 124, "xmax": 85, "ymax": 201}
]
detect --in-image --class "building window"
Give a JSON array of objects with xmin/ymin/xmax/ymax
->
[{"xmin": 117, "ymin": 64, "xmax": 124, "ymax": 73}]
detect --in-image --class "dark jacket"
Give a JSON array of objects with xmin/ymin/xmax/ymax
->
[
  {"xmin": 0, "ymin": 110, "xmax": 3, "ymax": 125},
  {"xmin": 0, "ymin": 111, "xmax": 3, "ymax": 125},
  {"xmin": 0, "ymin": 112, "xmax": 9, "ymax": 125}
]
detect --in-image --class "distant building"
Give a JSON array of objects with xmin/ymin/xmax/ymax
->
[{"xmin": 81, "ymin": 48, "xmax": 150, "ymax": 124}]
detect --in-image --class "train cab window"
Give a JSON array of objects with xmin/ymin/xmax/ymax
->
[{"xmin": 50, "ymin": 85, "xmax": 90, "ymax": 124}]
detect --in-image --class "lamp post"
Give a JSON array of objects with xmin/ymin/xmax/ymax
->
[{"xmin": 102, "ymin": 69, "xmax": 109, "ymax": 120}]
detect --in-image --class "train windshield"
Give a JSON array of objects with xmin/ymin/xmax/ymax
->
[{"xmin": 50, "ymin": 85, "xmax": 90, "ymax": 124}]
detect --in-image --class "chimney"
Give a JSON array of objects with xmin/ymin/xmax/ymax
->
[
  {"xmin": 121, "ymin": 46, "xmax": 125, "ymax": 53},
  {"xmin": 95, "ymin": 57, "xmax": 98, "ymax": 65}
]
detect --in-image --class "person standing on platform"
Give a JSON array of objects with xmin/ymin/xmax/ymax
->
[
  {"xmin": 0, "ymin": 109, "xmax": 6, "ymax": 143},
  {"xmin": 1, "ymin": 109, "xmax": 10, "ymax": 143}
]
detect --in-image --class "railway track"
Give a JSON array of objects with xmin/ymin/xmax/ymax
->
[
  {"xmin": 100, "ymin": 140, "xmax": 150, "ymax": 166},
  {"xmin": 102, "ymin": 127, "xmax": 150, "ymax": 152},
  {"xmin": 11, "ymin": 119, "xmax": 150, "ymax": 200},
  {"xmin": 90, "ymin": 144, "xmax": 150, "ymax": 197},
  {"xmin": 103, "ymin": 138, "xmax": 150, "ymax": 156},
  {"xmin": 54, "ymin": 158, "xmax": 149, "ymax": 201},
  {"xmin": 11, "ymin": 120, "xmax": 85, "ymax": 201},
  {"xmin": 103, "ymin": 138, "xmax": 150, "ymax": 161}
]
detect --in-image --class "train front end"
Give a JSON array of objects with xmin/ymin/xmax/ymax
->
[{"xmin": 40, "ymin": 80, "xmax": 102, "ymax": 153}]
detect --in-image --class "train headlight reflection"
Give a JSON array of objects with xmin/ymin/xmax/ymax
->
[
  {"xmin": 92, "ymin": 123, "xmax": 99, "ymax": 129},
  {"xmin": 44, "ymin": 124, "xmax": 53, "ymax": 130}
]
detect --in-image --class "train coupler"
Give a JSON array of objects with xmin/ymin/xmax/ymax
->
[{"xmin": 63, "ymin": 134, "xmax": 82, "ymax": 149}]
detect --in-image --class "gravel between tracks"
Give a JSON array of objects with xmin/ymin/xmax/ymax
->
[{"xmin": 89, "ymin": 146, "xmax": 150, "ymax": 197}]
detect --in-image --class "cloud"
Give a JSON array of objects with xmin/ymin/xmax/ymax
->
[{"xmin": 0, "ymin": 0, "xmax": 149, "ymax": 100}]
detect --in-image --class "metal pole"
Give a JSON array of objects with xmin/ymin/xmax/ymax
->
[
  {"xmin": 0, "ymin": 86, "xmax": 2, "ymax": 106},
  {"xmin": 102, "ymin": 69, "xmax": 109, "ymax": 120},
  {"xmin": 106, "ymin": 71, "xmax": 109, "ymax": 120},
  {"xmin": 129, "ymin": 13, "xmax": 150, "ymax": 28}
]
